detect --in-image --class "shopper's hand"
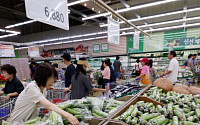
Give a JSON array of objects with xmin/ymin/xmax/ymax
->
[
  {"xmin": 63, "ymin": 88, "xmax": 70, "ymax": 93},
  {"xmin": 66, "ymin": 114, "xmax": 79, "ymax": 125},
  {"xmin": 6, "ymin": 94, "xmax": 10, "ymax": 102},
  {"xmin": 103, "ymin": 88, "xmax": 109, "ymax": 93},
  {"xmin": 160, "ymin": 73, "xmax": 165, "ymax": 77},
  {"xmin": 135, "ymin": 76, "xmax": 139, "ymax": 79}
]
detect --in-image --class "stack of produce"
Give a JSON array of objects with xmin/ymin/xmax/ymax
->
[
  {"xmin": 110, "ymin": 83, "xmax": 143, "ymax": 98},
  {"xmin": 3, "ymin": 97, "xmax": 124, "ymax": 125},
  {"xmin": 114, "ymin": 100, "xmax": 200, "ymax": 125}
]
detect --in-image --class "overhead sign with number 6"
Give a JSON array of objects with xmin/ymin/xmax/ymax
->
[{"xmin": 25, "ymin": 0, "xmax": 69, "ymax": 30}]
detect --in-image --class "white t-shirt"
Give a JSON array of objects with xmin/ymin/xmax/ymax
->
[
  {"xmin": 134, "ymin": 63, "xmax": 142, "ymax": 71},
  {"xmin": 166, "ymin": 58, "xmax": 179, "ymax": 83},
  {"xmin": 8, "ymin": 81, "xmax": 45, "ymax": 123}
]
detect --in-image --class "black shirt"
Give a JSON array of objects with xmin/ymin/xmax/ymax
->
[
  {"xmin": 71, "ymin": 73, "xmax": 93, "ymax": 99},
  {"xmin": 65, "ymin": 64, "xmax": 76, "ymax": 87},
  {"xmin": 2, "ymin": 77, "xmax": 24, "ymax": 98}
]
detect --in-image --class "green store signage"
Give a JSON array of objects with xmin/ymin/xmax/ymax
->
[
  {"xmin": 127, "ymin": 28, "xmax": 200, "ymax": 53},
  {"xmin": 93, "ymin": 44, "xmax": 100, "ymax": 53}
]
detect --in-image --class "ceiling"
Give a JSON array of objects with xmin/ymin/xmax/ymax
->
[{"xmin": 0, "ymin": 0, "xmax": 200, "ymax": 43}]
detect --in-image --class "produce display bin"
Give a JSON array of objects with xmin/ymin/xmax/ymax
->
[
  {"xmin": 109, "ymin": 96, "xmax": 164, "ymax": 121},
  {"xmin": 84, "ymin": 118, "xmax": 107, "ymax": 125},
  {"xmin": 115, "ymin": 95, "xmax": 135, "ymax": 101}
]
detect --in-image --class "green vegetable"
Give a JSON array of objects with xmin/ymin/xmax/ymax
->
[
  {"xmin": 195, "ymin": 108, "xmax": 200, "ymax": 118},
  {"xmin": 183, "ymin": 108, "xmax": 190, "ymax": 113},
  {"xmin": 126, "ymin": 116, "xmax": 132, "ymax": 124},
  {"xmin": 24, "ymin": 117, "xmax": 41, "ymax": 124},
  {"xmin": 120, "ymin": 105, "xmax": 135, "ymax": 120},
  {"xmin": 140, "ymin": 113, "xmax": 160, "ymax": 121},
  {"xmin": 92, "ymin": 112, "xmax": 101, "ymax": 118},
  {"xmin": 2, "ymin": 121, "xmax": 12, "ymax": 125},
  {"xmin": 114, "ymin": 116, "xmax": 120, "ymax": 120},
  {"xmin": 149, "ymin": 115, "xmax": 168, "ymax": 125},
  {"xmin": 156, "ymin": 105, "xmax": 163, "ymax": 113},
  {"xmin": 172, "ymin": 116, "xmax": 179, "ymax": 125},
  {"xmin": 93, "ymin": 109, "xmax": 108, "ymax": 118},
  {"xmin": 131, "ymin": 117, "xmax": 138, "ymax": 124},
  {"xmin": 137, "ymin": 111, "xmax": 143, "ymax": 116},
  {"xmin": 131, "ymin": 107, "xmax": 138, "ymax": 117},
  {"xmin": 187, "ymin": 116, "xmax": 195, "ymax": 122},
  {"xmin": 167, "ymin": 103, "xmax": 173, "ymax": 118},
  {"xmin": 180, "ymin": 121, "xmax": 199, "ymax": 125},
  {"xmin": 187, "ymin": 111, "xmax": 195, "ymax": 116},
  {"xmin": 174, "ymin": 109, "xmax": 186, "ymax": 121}
]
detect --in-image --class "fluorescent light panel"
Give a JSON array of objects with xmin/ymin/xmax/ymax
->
[
  {"xmin": 82, "ymin": 0, "xmax": 178, "ymax": 20},
  {"xmin": 100, "ymin": 7, "xmax": 200, "ymax": 27}
]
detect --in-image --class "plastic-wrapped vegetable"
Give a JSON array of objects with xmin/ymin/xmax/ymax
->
[
  {"xmin": 183, "ymin": 108, "xmax": 190, "ymax": 113},
  {"xmin": 172, "ymin": 116, "xmax": 179, "ymax": 125},
  {"xmin": 93, "ymin": 109, "xmax": 108, "ymax": 118},
  {"xmin": 137, "ymin": 111, "xmax": 143, "ymax": 116},
  {"xmin": 49, "ymin": 111, "xmax": 64, "ymax": 125},
  {"xmin": 150, "ymin": 106, "xmax": 155, "ymax": 113},
  {"xmin": 149, "ymin": 115, "xmax": 168, "ymax": 125},
  {"xmin": 131, "ymin": 107, "xmax": 138, "ymax": 117},
  {"xmin": 187, "ymin": 111, "xmax": 195, "ymax": 116},
  {"xmin": 180, "ymin": 121, "xmax": 199, "ymax": 125},
  {"xmin": 125, "ymin": 116, "xmax": 132, "ymax": 124},
  {"xmin": 131, "ymin": 117, "xmax": 138, "ymax": 124},
  {"xmin": 195, "ymin": 108, "xmax": 200, "ymax": 118},
  {"xmin": 2, "ymin": 121, "xmax": 12, "ymax": 125},
  {"xmin": 114, "ymin": 116, "xmax": 120, "ymax": 120},
  {"xmin": 156, "ymin": 105, "xmax": 163, "ymax": 113},
  {"xmin": 120, "ymin": 105, "xmax": 135, "ymax": 120},
  {"xmin": 139, "ymin": 113, "xmax": 160, "ymax": 121},
  {"xmin": 167, "ymin": 103, "xmax": 173, "ymax": 118},
  {"xmin": 24, "ymin": 117, "xmax": 41, "ymax": 125},
  {"xmin": 174, "ymin": 109, "xmax": 186, "ymax": 121},
  {"xmin": 187, "ymin": 116, "xmax": 195, "ymax": 122}
]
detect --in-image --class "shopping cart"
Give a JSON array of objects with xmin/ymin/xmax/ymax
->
[
  {"xmin": 0, "ymin": 96, "xmax": 16, "ymax": 123},
  {"xmin": 191, "ymin": 66, "xmax": 200, "ymax": 84}
]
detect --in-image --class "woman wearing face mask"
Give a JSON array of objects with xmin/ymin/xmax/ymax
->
[
  {"xmin": 64, "ymin": 58, "xmax": 108, "ymax": 99},
  {"xmin": 0, "ymin": 64, "xmax": 24, "ymax": 101},
  {"xmin": 136, "ymin": 57, "xmax": 150, "ymax": 85},
  {"xmin": 7, "ymin": 63, "xmax": 79, "ymax": 125}
]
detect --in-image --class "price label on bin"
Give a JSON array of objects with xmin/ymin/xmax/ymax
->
[{"xmin": 25, "ymin": 0, "xmax": 69, "ymax": 30}]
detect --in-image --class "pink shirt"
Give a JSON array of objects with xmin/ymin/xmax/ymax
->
[
  {"xmin": 102, "ymin": 66, "xmax": 110, "ymax": 80},
  {"xmin": 141, "ymin": 65, "xmax": 149, "ymax": 75}
]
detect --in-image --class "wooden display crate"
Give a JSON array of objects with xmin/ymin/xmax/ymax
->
[
  {"xmin": 109, "ymin": 96, "xmax": 164, "ymax": 121},
  {"xmin": 102, "ymin": 120, "xmax": 127, "ymax": 125},
  {"xmin": 84, "ymin": 118, "xmax": 106, "ymax": 125}
]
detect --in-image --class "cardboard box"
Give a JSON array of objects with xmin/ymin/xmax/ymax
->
[{"xmin": 109, "ymin": 96, "xmax": 164, "ymax": 121}]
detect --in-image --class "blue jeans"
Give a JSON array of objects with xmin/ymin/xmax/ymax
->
[{"xmin": 114, "ymin": 72, "xmax": 120, "ymax": 79}]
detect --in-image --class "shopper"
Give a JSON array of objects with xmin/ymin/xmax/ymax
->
[
  {"xmin": 132, "ymin": 59, "xmax": 142, "ymax": 76},
  {"xmin": 62, "ymin": 53, "xmax": 75, "ymax": 87},
  {"xmin": 187, "ymin": 54, "xmax": 198, "ymax": 68},
  {"xmin": 52, "ymin": 63, "xmax": 65, "ymax": 81},
  {"xmin": 73, "ymin": 60, "xmax": 77, "ymax": 68},
  {"xmin": 161, "ymin": 51, "xmax": 179, "ymax": 84},
  {"xmin": 183, "ymin": 54, "xmax": 192, "ymax": 66},
  {"xmin": 0, "ymin": 64, "xmax": 24, "ymax": 101},
  {"xmin": 100, "ymin": 61, "xmax": 104, "ymax": 70},
  {"xmin": 29, "ymin": 58, "xmax": 38, "ymax": 78},
  {"xmin": 148, "ymin": 59, "xmax": 156, "ymax": 84},
  {"xmin": 7, "ymin": 63, "xmax": 79, "ymax": 125},
  {"xmin": 136, "ymin": 57, "xmax": 150, "ymax": 85},
  {"xmin": 107, "ymin": 58, "xmax": 115, "ymax": 82},
  {"xmin": 64, "ymin": 59, "xmax": 108, "ymax": 99},
  {"xmin": 113, "ymin": 56, "xmax": 124, "ymax": 81},
  {"xmin": 102, "ymin": 60, "xmax": 111, "ymax": 89}
]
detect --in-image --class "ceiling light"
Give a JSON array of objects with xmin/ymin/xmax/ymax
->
[
  {"xmin": 58, "ymin": 37, "xmax": 70, "ymax": 40},
  {"xmin": 54, "ymin": 42, "xmax": 63, "ymax": 45},
  {"xmin": 82, "ymin": 0, "xmax": 178, "ymax": 20},
  {"xmin": 84, "ymin": 3, "xmax": 87, "ymax": 6},
  {"xmin": 98, "ymin": 11, "xmax": 101, "ymax": 13},
  {"xmin": 71, "ymin": 35, "xmax": 83, "ymax": 39},
  {"xmin": 5, "ymin": 30, "xmax": 20, "ymax": 34},
  {"xmin": 96, "ymin": 36, "xmax": 107, "ymax": 39},
  {"xmin": 48, "ymin": 38, "xmax": 59, "ymax": 42},
  {"xmin": 38, "ymin": 40, "xmax": 48, "ymax": 43},
  {"xmin": 84, "ymin": 38, "xmax": 95, "ymax": 41},
  {"xmin": 68, "ymin": 0, "xmax": 89, "ymax": 6},
  {"xmin": 92, "ymin": 8, "xmax": 95, "ymax": 10},
  {"xmin": 83, "ymin": 33, "xmax": 97, "ymax": 36},
  {"xmin": 0, "ymin": 34, "xmax": 18, "ymax": 39},
  {"xmin": 63, "ymin": 41, "xmax": 72, "ymax": 44},
  {"xmin": 73, "ymin": 39, "xmax": 83, "ymax": 42},
  {"xmin": 100, "ymin": 7, "xmax": 200, "ymax": 27},
  {"xmin": 44, "ymin": 43, "xmax": 54, "ymax": 46},
  {"xmin": 5, "ymin": 20, "xmax": 35, "ymax": 29}
]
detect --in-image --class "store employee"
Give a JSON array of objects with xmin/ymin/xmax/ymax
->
[
  {"xmin": 0, "ymin": 64, "xmax": 24, "ymax": 101},
  {"xmin": 161, "ymin": 51, "xmax": 179, "ymax": 84}
]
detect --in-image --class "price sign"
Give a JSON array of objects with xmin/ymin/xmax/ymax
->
[
  {"xmin": 0, "ymin": 45, "xmax": 15, "ymax": 57},
  {"xmin": 25, "ymin": 0, "xmax": 69, "ymax": 30},
  {"xmin": 28, "ymin": 47, "xmax": 40, "ymax": 57}
]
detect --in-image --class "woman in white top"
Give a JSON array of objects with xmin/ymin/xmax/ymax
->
[{"xmin": 8, "ymin": 63, "xmax": 79, "ymax": 125}]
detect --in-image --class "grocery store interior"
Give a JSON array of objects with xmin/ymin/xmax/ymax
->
[{"xmin": 0, "ymin": 0, "xmax": 200, "ymax": 124}]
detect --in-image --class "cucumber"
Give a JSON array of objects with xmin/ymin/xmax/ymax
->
[
  {"xmin": 24, "ymin": 117, "xmax": 41, "ymax": 124},
  {"xmin": 172, "ymin": 116, "xmax": 178, "ymax": 125}
]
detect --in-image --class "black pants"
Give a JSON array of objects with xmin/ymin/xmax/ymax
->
[
  {"xmin": 135, "ymin": 71, "xmax": 140, "ymax": 76},
  {"xmin": 103, "ymin": 79, "xmax": 110, "ymax": 89}
]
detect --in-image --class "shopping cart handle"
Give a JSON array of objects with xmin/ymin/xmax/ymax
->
[{"xmin": 135, "ymin": 78, "xmax": 139, "ymax": 81}]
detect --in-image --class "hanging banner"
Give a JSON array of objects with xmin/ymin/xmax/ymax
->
[
  {"xmin": 108, "ymin": 17, "xmax": 120, "ymax": 44},
  {"xmin": 25, "ymin": 0, "xmax": 69, "ymax": 30},
  {"xmin": 28, "ymin": 47, "xmax": 40, "ymax": 57},
  {"xmin": 0, "ymin": 45, "xmax": 15, "ymax": 57},
  {"xmin": 134, "ymin": 31, "xmax": 139, "ymax": 49}
]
